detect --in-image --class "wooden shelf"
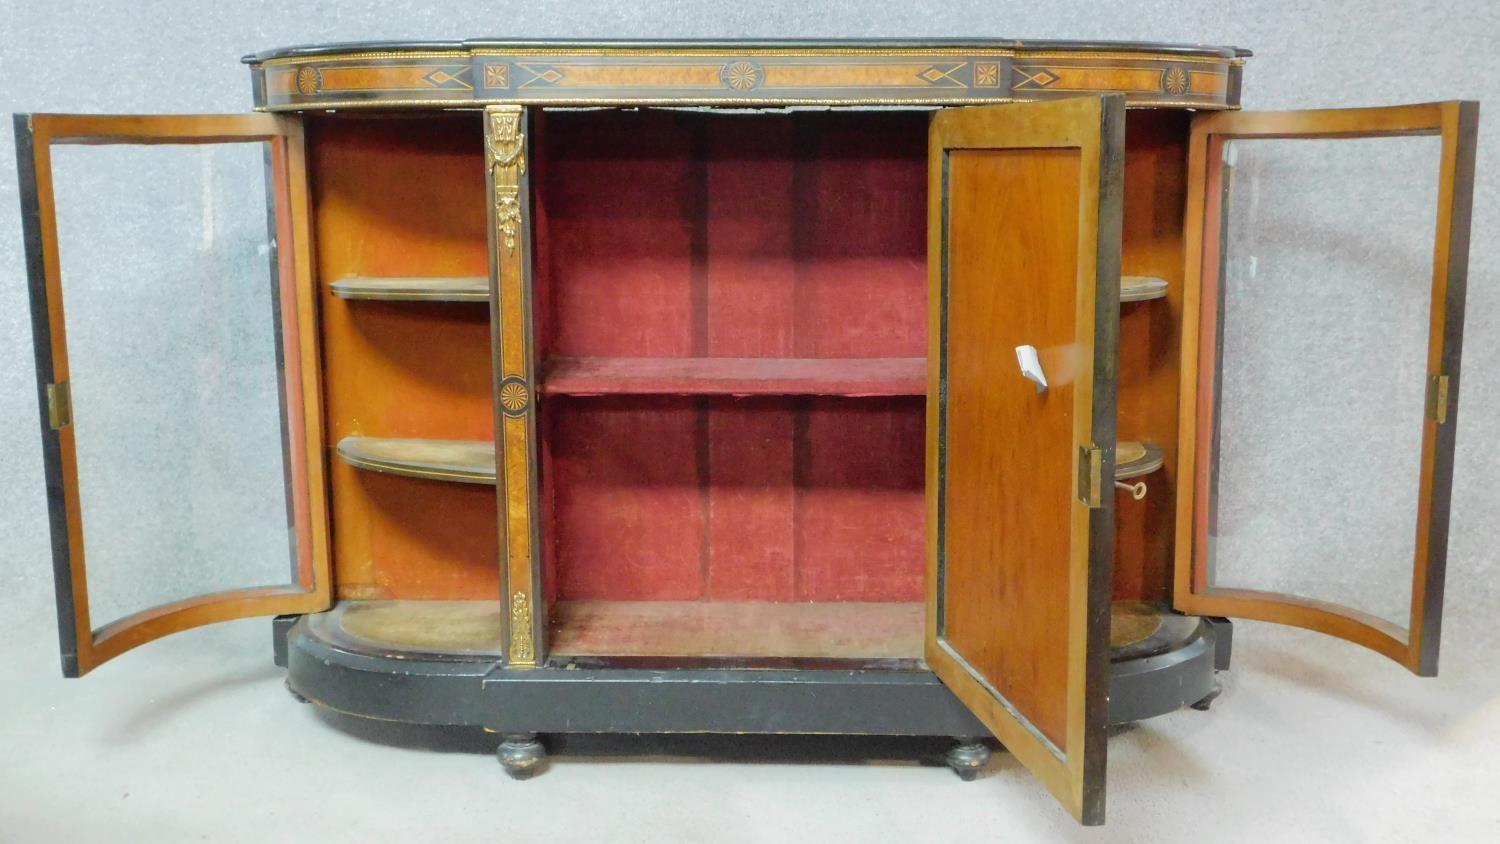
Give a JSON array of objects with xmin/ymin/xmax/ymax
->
[
  {"xmin": 330, "ymin": 276, "xmax": 489, "ymax": 302},
  {"xmin": 1110, "ymin": 600, "xmax": 1203, "ymax": 659},
  {"xmin": 1116, "ymin": 440, "xmax": 1165, "ymax": 480},
  {"xmin": 336, "ymin": 436, "xmax": 495, "ymax": 484},
  {"xmin": 541, "ymin": 356, "xmax": 927, "ymax": 397},
  {"xmin": 326, "ymin": 275, "xmax": 1161, "ymax": 306},
  {"xmin": 1120, "ymin": 276, "xmax": 1169, "ymax": 303},
  {"xmin": 333, "ymin": 600, "xmax": 503, "ymax": 655},
  {"xmin": 550, "ymin": 600, "xmax": 923, "ymax": 659}
]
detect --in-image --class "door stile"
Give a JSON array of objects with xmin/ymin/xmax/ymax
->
[
  {"xmin": 1079, "ymin": 95, "xmax": 1125, "ymax": 817},
  {"xmin": 1410, "ymin": 100, "xmax": 1478, "ymax": 674},
  {"xmin": 266, "ymin": 116, "xmax": 331, "ymax": 608},
  {"xmin": 15, "ymin": 113, "xmax": 81, "ymax": 676}
]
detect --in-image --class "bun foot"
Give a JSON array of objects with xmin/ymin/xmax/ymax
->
[
  {"xmin": 497, "ymin": 733, "xmax": 546, "ymax": 780},
  {"xmin": 1190, "ymin": 680, "xmax": 1223, "ymax": 712},
  {"xmin": 945, "ymin": 738, "xmax": 991, "ymax": 781},
  {"xmin": 284, "ymin": 679, "xmax": 309, "ymax": 704}
]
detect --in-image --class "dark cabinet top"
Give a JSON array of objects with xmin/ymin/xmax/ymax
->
[{"xmin": 244, "ymin": 38, "xmax": 1250, "ymax": 111}]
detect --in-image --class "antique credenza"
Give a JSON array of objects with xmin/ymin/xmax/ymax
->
[{"xmin": 17, "ymin": 39, "xmax": 1478, "ymax": 825}]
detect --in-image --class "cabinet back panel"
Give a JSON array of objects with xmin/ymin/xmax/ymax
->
[
  {"xmin": 535, "ymin": 110, "xmax": 928, "ymax": 362},
  {"xmin": 308, "ymin": 115, "xmax": 499, "ymax": 600},
  {"xmin": 546, "ymin": 396, "xmax": 924, "ymax": 602},
  {"xmin": 535, "ymin": 110, "xmax": 929, "ymax": 604}
]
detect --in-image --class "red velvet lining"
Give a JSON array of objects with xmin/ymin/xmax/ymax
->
[
  {"xmin": 547, "ymin": 396, "xmax": 924, "ymax": 602},
  {"xmin": 536, "ymin": 111, "xmax": 928, "ymax": 602}
]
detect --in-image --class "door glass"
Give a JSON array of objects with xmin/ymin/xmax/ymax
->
[
  {"xmin": 1207, "ymin": 134, "xmax": 1441, "ymax": 631},
  {"xmin": 50, "ymin": 141, "xmax": 294, "ymax": 626}
]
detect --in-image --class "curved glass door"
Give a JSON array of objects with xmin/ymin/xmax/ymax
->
[
  {"xmin": 17, "ymin": 114, "xmax": 331, "ymax": 677},
  {"xmin": 1175, "ymin": 103, "xmax": 1479, "ymax": 675}
]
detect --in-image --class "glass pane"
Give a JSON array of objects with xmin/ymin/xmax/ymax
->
[
  {"xmin": 1208, "ymin": 134, "xmax": 1441, "ymax": 632},
  {"xmin": 51, "ymin": 140, "xmax": 295, "ymax": 627}
]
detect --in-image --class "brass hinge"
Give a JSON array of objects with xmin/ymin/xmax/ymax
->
[
  {"xmin": 1077, "ymin": 444, "xmax": 1103, "ymax": 508},
  {"xmin": 1427, "ymin": 374, "xmax": 1451, "ymax": 424},
  {"xmin": 46, "ymin": 381, "xmax": 72, "ymax": 429}
]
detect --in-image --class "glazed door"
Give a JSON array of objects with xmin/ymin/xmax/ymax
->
[
  {"xmin": 1175, "ymin": 103, "xmax": 1479, "ymax": 675},
  {"xmin": 925, "ymin": 95, "xmax": 1123, "ymax": 826},
  {"xmin": 16, "ymin": 114, "xmax": 331, "ymax": 677}
]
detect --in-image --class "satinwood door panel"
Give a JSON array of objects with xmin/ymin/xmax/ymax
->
[{"xmin": 925, "ymin": 94, "xmax": 1124, "ymax": 826}]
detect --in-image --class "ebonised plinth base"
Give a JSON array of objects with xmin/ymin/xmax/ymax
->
[{"xmin": 278, "ymin": 606, "xmax": 1229, "ymax": 776}]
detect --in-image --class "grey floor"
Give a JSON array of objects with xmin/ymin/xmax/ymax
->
[{"xmin": 2, "ymin": 608, "xmax": 1497, "ymax": 842}]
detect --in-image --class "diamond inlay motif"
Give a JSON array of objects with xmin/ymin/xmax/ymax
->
[
  {"xmin": 1013, "ymin": 67, "xmax": 1061, "ymax": 89},
  {"xmin": 422, "ymin": 67, "xmax": 472, "ymax": 89},
  {"xmin": 518, "ymin": 64, "xmax": 566, "ymax": 87},
  {"xmin": 917, "ymin": 64, "xmax": 967, "ymax": 87}
]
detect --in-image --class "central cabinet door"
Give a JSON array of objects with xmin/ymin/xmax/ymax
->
[{"xmin": 925, "ymin": 95, "xmax": 1123, "ymax": 825}]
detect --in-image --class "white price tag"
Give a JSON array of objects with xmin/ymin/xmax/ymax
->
[{"xmin": 1015, "ymin": 344, "xmax": 1048, "ymax": 393}]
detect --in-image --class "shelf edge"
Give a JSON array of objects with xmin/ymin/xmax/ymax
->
[
  {"xmin": 336, "ymin": 436, "xmax": 497, "ymax": 484},
  {"xmin": 331, "ymin": 277, "xmax": 490, "ymax": 303},
  {"xmin": 1120, "ymin": 276, "xmax": 1169, "ymax": 303}
]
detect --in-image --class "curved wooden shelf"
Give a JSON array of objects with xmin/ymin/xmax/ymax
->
[
  {"xmin": 331, "ymin": 277, "xmax": 489, "ymax": 302},
  {"xmin": 336, "ymin": 437, "xmax": 495, "ymax": 484},
  {"xmin": 1115, "ymin": 440, "xmax": 1164, "ymax": 480},
  {"xmin": 1109, "ymin": 600, "xmax": 1207, "ymax": 659},
  {"xmin": 1120, "ymin": 276, "xmax": 1169, "ymax": 303},
  {"xmin": 322, "ymin": 598, "xmax": 1190, "ymax": 659}
]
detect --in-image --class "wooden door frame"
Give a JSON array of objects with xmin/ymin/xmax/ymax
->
[
  {"xmin": 924, "ymin": 94, "xmax": 1123, "ymax": 825},
  {"xmin": 17, "ymin": 113, "xmax": 331, "ymax": 677},
  {"xmin": 1174, "ymin": 102, "xmax": 1479, "ymax": 675}
]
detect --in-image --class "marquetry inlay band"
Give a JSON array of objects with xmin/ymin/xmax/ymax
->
[{"xmin": 250, "ymin": 42, "xmax": 1245, "ymax": 111}]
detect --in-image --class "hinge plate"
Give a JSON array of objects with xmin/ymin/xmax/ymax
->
[
  {"xmin": 46, "ymin": 381, "xmax": 71, "ymax": 430},
  {"xmin": 1427, "ymin": 374, "xmax": 1450, "ymax": 424},
  {"xmin": 1077, "ymin": 444, "xmax": 1103, "ymax": 508}
]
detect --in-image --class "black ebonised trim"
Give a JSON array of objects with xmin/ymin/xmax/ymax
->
[
  {"xmin": 1080, "ymin": 93, "xmax": 1127, "ymax": 826},
  {"xmin": 1107, "ymin": 620, "xmax": 1219, "ymax": 723},
  {"xmin": 483, "ymin": 663, "xmax": 989, "ymax": 736},
  {"xmin": 14, "ymin": 114, "xmax": 80, "ymax": 679},
  {"xmin": 1416, "ymin": 100, "xmax": 1479, "ymax": 677},
  {"xmin": 243, "ymin": 38, "xmax": 1249, "ymax": 64}
]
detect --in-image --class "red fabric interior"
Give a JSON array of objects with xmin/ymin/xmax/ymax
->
[{"xmin": 536, "ymin": 110, "xmax": 928, "ymax": 602}]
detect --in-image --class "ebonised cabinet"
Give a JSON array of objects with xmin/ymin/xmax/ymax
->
[{"xmin": 15, "ymin": 38, "xmax": 1479, "ymax": 825}]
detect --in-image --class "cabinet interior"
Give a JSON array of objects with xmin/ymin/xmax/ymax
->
[
  {"xmin": 532, "ymin": 109, "xmax": 928, "ymax": 659},
  {"xmin": 311, "ymin": 108, "xmax": 1188, "ymax": 661},
  {"xmin": 309, "ymin": 113, "xmax": 499, "ymax": 602}
]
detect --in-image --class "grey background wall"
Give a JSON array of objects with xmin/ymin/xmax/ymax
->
[{"xmin": 0, "ymin": 1, "xmax": 1496, "ymax": 662}]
